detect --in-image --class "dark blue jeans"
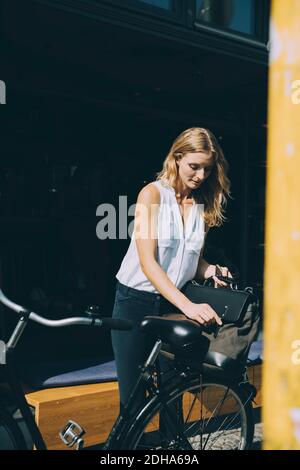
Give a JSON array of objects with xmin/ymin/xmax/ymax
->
[{"xmin": 111, "ymin": 281, "xmax": 176, "ymax": 412}]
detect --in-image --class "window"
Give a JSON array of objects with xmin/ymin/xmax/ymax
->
[
  {"xmin": 138, "ymin": 0, "xmax": 173, "ymax": 10},
  {"xmin": 195, "ymin": 0, "xmax": 256, "ymax": 37},
  {"xmin": 103, "ymin": 0, "xmax": 181, "ymax": 20}
]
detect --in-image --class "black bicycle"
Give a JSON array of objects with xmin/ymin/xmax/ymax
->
[{"xmin": 0, "ymin": 288, "xmax": 255, "ymax": 450}]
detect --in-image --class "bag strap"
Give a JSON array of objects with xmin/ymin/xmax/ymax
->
[{"xmin": 204, "ymin": 275, "xmax": 239, "ymax": 290}]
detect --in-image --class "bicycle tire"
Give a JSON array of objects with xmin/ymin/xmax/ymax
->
[
  {"xmin": 0, "ymin": 407, "xmax": 27, "ymax": 450},
  {"xmin": 120, "ymin": 374, "xmax": 254, "ymax": 450}
]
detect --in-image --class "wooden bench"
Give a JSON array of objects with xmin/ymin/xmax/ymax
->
[
  {"xmin": 25, "ymin": 363, "xmax": 262, "ymax": 450},
  {"xmin": 25, "ymin": 381, "xmax": 120, "ymax": 450}
]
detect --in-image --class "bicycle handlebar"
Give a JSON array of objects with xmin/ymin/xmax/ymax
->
[
  {"xmin": 0, "ymin": 289, "xmax": 25, "ymax": 314},
  {"xmin": 0, "ymin": 289, "xmax": 132, "ymax": 331}
]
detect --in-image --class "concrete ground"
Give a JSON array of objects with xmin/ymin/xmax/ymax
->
[{"xmin": 252, "ymin": 422, "xmax": 263, "ymax": 450}]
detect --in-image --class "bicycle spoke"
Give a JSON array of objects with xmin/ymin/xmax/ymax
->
[
  {"xmin": 185, "ymin": 386, "xmax": 249, "ymax": 450},
  {"xmin": 204, "ymin": 413, "xmax": 241, "ymax": 450},
  {"xmin": 202, "ymin": 387, "xmax": 231, "ymax": 450},
  {"xmin": 125, "ymin": 379, "xmax": 253, "ymax": 450},
  {"xmin": 160, "ymin": 402, "xmax": 194, "ymax": 450},
  {"xmin": 184, "ymin": 393, "xmax": 198, "ymax": 424},
  {"xmin": 204, "ymin": 391, "xmax": 253, "ymax": 450}
]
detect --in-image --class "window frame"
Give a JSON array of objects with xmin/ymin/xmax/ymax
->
[
  {"xmin": 100, "ymin": 0, "xmax": 184, "ymax": 24},
  {"xmin": 192, "ymin": 0, "xmax": 270, "ymax": 46}
]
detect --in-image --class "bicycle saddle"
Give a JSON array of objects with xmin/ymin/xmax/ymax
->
[
  {"xmin": 140, "ymin": 314, "xmax": 244, "ymax": 380},
  {"xmin": 140, "ymin": 313, "xmax": 205, "ymax": 348}
]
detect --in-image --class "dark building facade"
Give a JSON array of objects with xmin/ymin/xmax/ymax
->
[{"xmin": 0, "ymin": 0, "xmax": 269, "ymax": 362}]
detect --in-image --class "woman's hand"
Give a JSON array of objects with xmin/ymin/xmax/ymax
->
[
  {"xmin": 182, "ymin": 301, "xmax": 222, "ymax": 327},
  {"xmin": 212, "ymin": 264, "xmax": 233, "ymax": 287},
  {"xmin": 203, "ymin": 263, "xmax": 233, "ymax": 287}
]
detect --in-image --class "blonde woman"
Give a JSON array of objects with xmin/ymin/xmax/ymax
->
[{"xmin": 112, "ymin": 127, "xmax": 232, "ymax": 411}]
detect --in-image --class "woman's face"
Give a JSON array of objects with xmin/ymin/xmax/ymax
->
[{"xmin": 177, "ymin": 151, "xmax": 214, "ymax": 191}]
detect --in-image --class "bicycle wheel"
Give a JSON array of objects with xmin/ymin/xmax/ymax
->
[
  {"xmin": 122, "ymin": 375, "xmax": 254, "ymax": 450},
  {"xmin": 0, "ymin": 407, "xmax": 27, "ymax": 450}
]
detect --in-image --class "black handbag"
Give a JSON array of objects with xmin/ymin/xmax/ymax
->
[
  {"xmin": 181, "ymin": 277, "xmax": 255, "ymax": 325},
  {"xmin": 181, "ymin": 276, "xmax": 259, "ymax": 358}
]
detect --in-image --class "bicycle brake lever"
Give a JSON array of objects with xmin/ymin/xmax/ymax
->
[{"xmin": 85, "ymin": 305, "xmax": 101, "ymax": 317}]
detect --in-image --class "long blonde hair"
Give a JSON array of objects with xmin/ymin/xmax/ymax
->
[{"xmin": 156, "ymin": 127, "xmax": 231, "ymax": 227}]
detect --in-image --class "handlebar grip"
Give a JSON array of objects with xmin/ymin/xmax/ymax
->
[{"xmin": 95, "ymin": 317, "xmax": 133, "ymax": 331}]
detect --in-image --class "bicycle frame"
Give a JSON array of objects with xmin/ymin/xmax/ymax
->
[
  {"xmin": 1, "ymin": 325, "xmax": 254, "ymax": 451},
  {"xmin": 104, "ymin": 339, "xmax": 164, "ymax": 449},
  {"xmin": 0, "ymin": 287, "xmax": 257, "ymax": 451},
  {"xmin": 1, "ymin": 336, "xmax": 47, "ymax": 450},
  {"xmin": 0, "ymin": 287, "xmax": 131, "ymax": 450},
  {"xmin": 104, "ymin": 339, "xmax": 191, "ymax": 450},
  {"xmin": 1, "ymin": 330, "xmax": 182, "ymax": 450}
]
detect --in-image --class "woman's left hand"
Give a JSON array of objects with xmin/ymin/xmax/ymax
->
[
  {"xmin": 201, "ymin": 261, "xmax": 233, "ymax": 287},
  {"xmin": 212, "ymin": 264, "xmax": 233, "ymax": 288}
]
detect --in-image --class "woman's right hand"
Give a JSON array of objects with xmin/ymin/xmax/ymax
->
[{"xmin": 182, "ymin": 301, "xmax": 222, "ymax": 327}]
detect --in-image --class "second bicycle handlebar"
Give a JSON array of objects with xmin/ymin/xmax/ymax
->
[{"xmin": 0, "ymin": 289, "xmax": 132, "ymax": 331}]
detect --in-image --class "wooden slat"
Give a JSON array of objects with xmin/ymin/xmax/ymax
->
[
  {"xmin": 251, "ymin": 364, "xmax": 262, "ymax": 408},
  {"xmin": 26, "ymin": 382, "xmax": 119, "ymax": 450}
]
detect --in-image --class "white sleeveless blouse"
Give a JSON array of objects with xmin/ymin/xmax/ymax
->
[{"xmin": 116, "ymin": 180, "xmax": 205, "ymax": 293}]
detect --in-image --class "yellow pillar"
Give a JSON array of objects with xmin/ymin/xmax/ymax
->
[{"xmin": 264, "ymin": 0, "xmax": 300, "ymax": 450}]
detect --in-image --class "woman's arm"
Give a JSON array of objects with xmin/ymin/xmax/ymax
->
[
  {"xmin": 196, "ymin": 257, "xmax": 216, "ymax": 280},
  {"xmin": 195, "ymin": 226, "xmax": 215, "ymax": 280},
  {"xmin": 134, "ymin": 184, "xmax": 222, "ymax": 326},
  {"xmin": 195, "ymin": 227, "xmax": 232, "ymax": 286}
]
